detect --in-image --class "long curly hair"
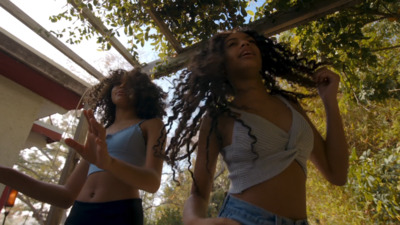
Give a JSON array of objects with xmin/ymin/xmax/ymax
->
[
  {"xmin": 84, "ymin": 69, "xmax": 166, "ymax": 128},
  {"xmin": 164, "ymin": 28, "xmax": 322, "ymax": 174}
]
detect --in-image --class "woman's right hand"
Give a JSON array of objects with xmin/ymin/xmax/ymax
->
[
  {"xmin": 189, "ymin": 218, "xmax": 241, "ymax": 225},
  {"xmin": 64, "ymin": 109, "xmax": 112, "ymax": 170}
]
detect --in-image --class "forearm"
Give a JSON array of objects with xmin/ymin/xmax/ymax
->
[
  {"xmin": 0, "ymin": 166, "xmax": 74, "ymax": 208},
  {"xmin": 183, "ymin": 194, "xmax": 209, "ymax": 224},
  {"xmin": 324, "ymin": 99, "xmax": 349, "ymax": 185},
  {"xmin": 105, "ymin": 158, "xmax": 161, "ymax": 193}
]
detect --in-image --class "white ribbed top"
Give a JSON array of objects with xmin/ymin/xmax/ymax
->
[{"xmin": 222, "ymin": 96, "xmax": 314, "ymax": 194}]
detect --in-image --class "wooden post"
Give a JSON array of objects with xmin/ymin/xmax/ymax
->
[{"xmin": 45, "ymin": 111, "xmax": 88, "ymax": 225}]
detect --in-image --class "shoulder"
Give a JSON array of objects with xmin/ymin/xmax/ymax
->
[
  {"xmin": 141, "ymin": 117, "xmax": 164, "ymax": 126},
  {"xmin": 139, "ymin": 118, "xmax": 165, "ymax": 142},
  {"xmin": 140, "ymin": 118, "xmax": 165, "ymax": 132},
  {"xmin": 200, "ymin": 111, "xmax": 235, "ymax": 144},
  {"xmin": 278, "ymin": 94, "xmax": 306, "ymax": 115}
]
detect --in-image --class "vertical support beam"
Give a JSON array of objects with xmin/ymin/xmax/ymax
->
[{"xmin": 45, "ymin": 112, "xmax": 88, "ymax": 225}]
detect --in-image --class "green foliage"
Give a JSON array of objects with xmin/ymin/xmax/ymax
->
[
  {"xmin": 348, "ymin": 147, "xmax": 400, "ymax": 223},
  {"xmin": 343, "ymin": 99, "xmax": 400, "ymax": 223},
  {"xmin": 278, "ymin": 0, "xmax": 400, "ymax": 101},
  {"xmin": 306, "ymin": 163, "xmax": 365, "ymax": 225},
  {"xmin": 49, "ymin": 0, "xmax": 250, "ymax": 63},
  {"xmin": 145, "ymin": 158, "xmax": 229, "ymax": 224},
  {"xmin": 303, "ymin": 97, "xmax": 400, "ymax": 224}
]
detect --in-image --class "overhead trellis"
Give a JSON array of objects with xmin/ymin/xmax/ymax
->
[{"xmin": 50, "ymin": 0, "xmax": 361, "ymax": 79}]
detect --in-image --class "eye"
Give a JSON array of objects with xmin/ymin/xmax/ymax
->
[
  {"xmin": 248, "ymin": 39, "xmax": 256, "ymax": 44},
  {"xmin": 113, "ymin": 81, "xmax": 122, "ymax": 87},
  {"xmin": 226, "ymin": 41, "xmax": 237, "ymax": 47}
]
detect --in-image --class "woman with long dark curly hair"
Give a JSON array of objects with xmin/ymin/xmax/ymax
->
[
  {"xmin": 164, "ymin": 29, "xmax": 349, "ymax": 225},
  {"xmin": 0, "ymin": 69, "xmax": 167, "ymax": 225}
]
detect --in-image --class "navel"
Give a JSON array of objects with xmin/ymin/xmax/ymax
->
[{"xmin": 89, "ymin": 192, "xmax": 95, "ymax": 198}]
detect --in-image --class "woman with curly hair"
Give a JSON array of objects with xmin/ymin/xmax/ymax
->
[
  {"xmin": 164, "ymin": 29, "xmax": 349, "ymax": 225},
  {"xmin": 0, "ymin": 69, "xmax": 167, "ymax": 225}
]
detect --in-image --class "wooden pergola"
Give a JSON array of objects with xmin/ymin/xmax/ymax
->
[
  {"xmin": 1, "ymin": 0, "xmax": 360, "ymax": 80},
  {"xmin": 0, "ymin": 0, "xmax": 361, "ymax": 224}
]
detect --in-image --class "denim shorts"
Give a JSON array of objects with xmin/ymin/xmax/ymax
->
[
  {"xmin": 64, "ymin": 199, "xmax": 143, "ymax": 225},
  {"xmin": 218, "ymin": 195, "xmax": 309, "ymax": 225}
]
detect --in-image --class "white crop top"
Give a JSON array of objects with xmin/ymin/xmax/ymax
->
[{"xmin": 221, "ymin": 95, "xmax": 314, "ymax": 194}]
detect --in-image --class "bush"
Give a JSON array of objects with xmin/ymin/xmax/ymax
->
[{"xmin": 347, "ymin": 146, "xmax": 400, "ymax": 224}]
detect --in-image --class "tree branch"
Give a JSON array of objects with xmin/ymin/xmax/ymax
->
[{"xmin": 372, "ymin": 45, "xmax": 400, "ymax": 52}]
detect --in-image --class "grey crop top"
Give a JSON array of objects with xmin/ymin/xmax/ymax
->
[
  {"xmin": 221, "ymin": 96, "xmax": 314, "ymax": 194},
  {"xmin": 88, "ymin": 121, "xmax": 146, "ymax": 175}
]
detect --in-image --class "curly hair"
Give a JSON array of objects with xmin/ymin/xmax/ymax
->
[
  {"xmin": 164, "ymin": 28, "xmax": 323, "ymax": 173},
  {"xmin": 84, "ymin": 69, "xmax": 166, "ymax": 128}
]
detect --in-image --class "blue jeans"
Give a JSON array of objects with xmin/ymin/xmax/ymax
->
[{"xmin": 218, "ymin": 195, "xmax": 309, "ymax": 225}]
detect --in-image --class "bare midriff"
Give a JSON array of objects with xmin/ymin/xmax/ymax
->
[
  {"xmin": 76, "ymin": 172, "xmax": 140, "ymax": 202},
  {"xmin": 232, "ymin": 161, "xmax": 307, "ymax": 220}
]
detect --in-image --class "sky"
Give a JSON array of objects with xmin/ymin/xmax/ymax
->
[
  {"xmin": 0, "ymin": 0, "xmax": 161, "ymax": 85},
  {"xmin": 0, "ymin": 0, "xmax": 263, "ymax": 85}
]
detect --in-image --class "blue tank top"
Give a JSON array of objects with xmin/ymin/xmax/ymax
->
[
  {"xmin": 87, "ymin": 121, "xmax": 146, "ymax": 175},
  {"xmin": 221, "ymin": 96, "xmax": 314, "ymax": 194}
]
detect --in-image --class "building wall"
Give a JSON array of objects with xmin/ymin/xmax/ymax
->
[{"xmin": 0, "ymin": 75, "xmax": 49, "ymax": 193}]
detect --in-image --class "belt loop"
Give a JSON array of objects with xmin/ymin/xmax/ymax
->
[{"xmin": 275, "ymin": 215, "xmax": 282, "ymax": 225}]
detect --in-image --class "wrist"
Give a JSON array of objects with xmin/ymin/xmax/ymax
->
[{"xmin": 103, "ymin": 156, "xmax": 115, "ymax": 171}]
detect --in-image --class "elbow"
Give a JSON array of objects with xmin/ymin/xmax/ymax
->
[
  {"xmin": 59, "ymin": 201, "xmax": 74, "ymax": 209},
  {"xmin": 331, "ymin": 178, "xmax": 347, "ymax": 186},
  {"xmin": 143, "ymin": 176, "xmax": 161, "ymax": 194},
  {"xmin": 146, "ymin": 183, "xmax": 161, "ymax": 194},
  {"xmin": 58, "ymin": 193, "xmax": 76, "ymax": 209},
  {"xmin": 329, "ymin": 173, "xmax": 348, "ymax": 186}
]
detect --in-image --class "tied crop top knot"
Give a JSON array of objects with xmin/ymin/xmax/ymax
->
[
  {"xmin": 88, "ymin": 121, "xmax": 146, "ymax": 175},
  {"xmin": 221, "ymin": 95, "xmax": 314, "ymax": 194}
]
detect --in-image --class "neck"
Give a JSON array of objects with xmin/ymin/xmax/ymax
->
[
  {"xmin": 114, "ymin": 107, "xmax": 138, "ymax": 123},
  {"xmin": 230, "ymin": 73, "xmax": 270, "ymax": 108}
]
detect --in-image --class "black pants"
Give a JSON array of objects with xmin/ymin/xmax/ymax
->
[{"xmin": 64, "ymin": 199, "xmax": 143, "ymax": 225}]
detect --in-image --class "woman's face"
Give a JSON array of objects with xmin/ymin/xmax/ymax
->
[
  {"xmin": 223, "ymin": 32, "xmax": 262, "ymax": 78},
  {"xmin": 111, "ymin": 76, "xmax": 135, "ymax": 107}
]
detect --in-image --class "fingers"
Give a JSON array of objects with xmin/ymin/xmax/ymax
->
[
  {"xmin": 314, "ymin": 67, "xmax": 339, "ymax": 86},
  {"xmin": 83, "ymin": 109, "xmax": 106, "ymax": 139},
  {"xmin": 64, "ymin": 138, "xmax": 84, "ymax": 153},
  {"xmin": 90, "ymin": 117, "xmax": 107, "ymax": 140},
  {"xmin": 214, "ymin": 218, "xmax": 241, "ymax": 225},
  {"xmin": 83, "ymin": 109, "xmax": 94, "ymax": 133}
]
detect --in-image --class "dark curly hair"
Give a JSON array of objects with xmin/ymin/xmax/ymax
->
[
  {"xmin": 84, "ymin": 69, "xmax": 166, "ymax": 128},
  {"xmin": 164, "ymin": 28, "xmax": 323, "ymax": 175}
]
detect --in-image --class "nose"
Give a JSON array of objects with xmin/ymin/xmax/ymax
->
[
  {"xmin": 240, "ymin": 39, "xmax": 250, "ymax": 47},
  {"xmin": 118, "ymin": 81, "xmax": 127, "ymax": 88}
]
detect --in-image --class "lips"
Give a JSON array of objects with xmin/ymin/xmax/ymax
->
[
  {"xmin": 239, "ymin": 49, "xmax": 255, "ymax": 58},
  {"xmin": 116, "ymin": 90, "xmax": 126, "ymax": 96}
]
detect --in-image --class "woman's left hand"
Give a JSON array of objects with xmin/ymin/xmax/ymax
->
[
  {"xmin": 65, "ymin": 109, "xmax": 112, "ymax": 170},
  {"xmin": 314, "ymin": 67, "xmax": 340, "ymax": 105}
]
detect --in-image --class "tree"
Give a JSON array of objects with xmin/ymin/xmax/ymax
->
[
  {"xmin": 273, "ymin": 0, "xmax": 400, "ymax": 101},
  {"xmin": 50, "ymin": 0, "xmax": 250, "ymax": 62}
]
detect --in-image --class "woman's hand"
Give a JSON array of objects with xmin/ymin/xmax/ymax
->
[
  {"xmin": 314, "ymin": 67, "xmax": 340, "ymax": 105},
  {"xmin": 188, "ymin": 218, "xmax": 241, "ymax": 225},
  {"xmin": 64, "ymin": 109, "xmax": 112, "ymax": 170}
]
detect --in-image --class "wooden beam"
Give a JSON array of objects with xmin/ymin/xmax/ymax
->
[
  {"xmin": 0, "ymin": 28, "xmax": 88, "ymax": 97},
  {"xmin": 249, "ymin": 0, "xmax": 362, "ymax": 37},
  {"xmin": 68, "ymin": 0, "xmax": 141, "ymax": 68},
  {"xmin": 0, "ymin": 0, "xmax": 105, "ymax": 80},
  {"xmin": 140, "ymin": 0, "xmax": 183, "ymax": 53},
  {"xmin": 46, "ymin": 112, "xmax": 88, "ymax": 225},
  {"xmin": 143, "ymin": 0, "xmax": 361, "ymax": 78}
]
